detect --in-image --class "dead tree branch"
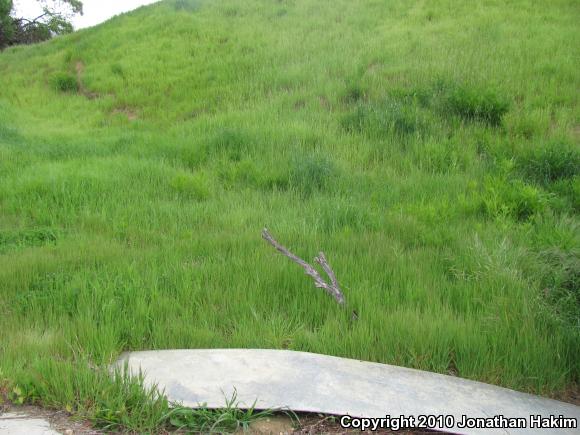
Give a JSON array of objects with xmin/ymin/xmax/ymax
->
[{"xmin": 262, "ymin": 228, "xmax": 346, "ymax": 305}]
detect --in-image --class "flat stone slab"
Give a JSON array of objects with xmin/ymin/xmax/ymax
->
[
  {"xmin": 117, "ymin": 349, "xmax": 580, "ymax": 434},
  {"xmin": 0, "ymin": 412, "xmax": 59, "ymax": 435}
]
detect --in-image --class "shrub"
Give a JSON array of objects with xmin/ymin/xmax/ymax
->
[
  {"xmin": 50, "ymin": 72, "xmax": 78, "ymax": 93},
  {"xmin": 443, "ymin": 84, "xmax": 509, "ymax": 126},
  {"xmin": 515, "ymin": 142, "xmax": 579, "ymax": 185}
]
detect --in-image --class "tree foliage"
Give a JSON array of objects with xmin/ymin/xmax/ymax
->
[{"xmin": 0, "ymin": 0, "xmax": 83, "ymax": 49}]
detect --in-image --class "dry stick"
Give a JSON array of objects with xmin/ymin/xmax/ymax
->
[
  {"xmin": 315, "ymin": 252, "xmax": 341, "ymax": 294},
  {"xmin": 261, "ymin": 228, "xmax": 346, "ymax": 305}
]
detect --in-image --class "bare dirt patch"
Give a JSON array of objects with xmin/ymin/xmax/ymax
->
[
  {"xmin": 112, "ymin": 107, "xmax": 139, "ymax": 121},
  {"xmin": 237, "ymin": 412, "xmax": 456, "ymax": 434},
  {"xmin": 75, "ymin": 61, "xmax": 101, "ymax": 100}
]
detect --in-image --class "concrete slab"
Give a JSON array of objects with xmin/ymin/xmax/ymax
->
[
  {"xmin": 0, "ymin": 412, "xmax": 60, "ymax": 435},
  {"xmin": 117, "ymin": 349, "xmax": 580, "ymax": 435}
]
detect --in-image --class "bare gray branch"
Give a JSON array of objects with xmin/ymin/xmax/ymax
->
[{"xmin": 262, "ymin": 228, "xmax": 346, "ymax": 305}]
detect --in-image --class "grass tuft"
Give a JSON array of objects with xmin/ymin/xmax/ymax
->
[
  {"xmin": 442, "ymin": 84, "xmax": 509, "ymax": 126},
  {"xmin": 479, "ymin": 177, "xmax": 549, "ymax": 222},
  {"xmin": 516, "ymin": 141, "xmax": 580, "ymax": 185},
  {"xmin": 170, "ymin": 171, "xmax": 211, "ymax": 200},
  {"xmin": 342, "ymin": 100, "xmax": 423, "ymax": 139},
  {"xmin": 289, "ymin": 154, "xmax": 337, "ymax": 197},
  {"xmin": 536, "ymin": 247, "xmax": 579, "ymax": 326},
  {"xmin": 50, "ymin": 72, "xmax": 79, "ymax": 93},
  {"xmin": 165, "ymin": 389, "xmax": 273, "ymax": 433}
]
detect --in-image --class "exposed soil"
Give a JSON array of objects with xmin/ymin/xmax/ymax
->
[
  {"xmin": 75, "ymin": 61, "xmax": 101, "ymax": 100},
  {"xmin": 112, "ymin": 107, "xmax": 139, "ymax": 121},
  {"xmin": 551, "ymin": 384, "xmax": 580, "ymax": 406},
  {"xmin": 291, "ymin": 413, "xmax": 452, "ymax": 435}
]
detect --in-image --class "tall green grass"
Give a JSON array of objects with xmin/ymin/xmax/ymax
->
[{"xmin": 0, "ymin": 0, "xmax": 578, "ymax": 430}]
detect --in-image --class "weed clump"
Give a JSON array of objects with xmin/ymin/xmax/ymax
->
[
  {"xmin": 515, "ymin": 141, "xmax": 579, "ymax": 185},
  {"xmin": 50, "ymin": 72, "xmax": 78, "ymax": 93},
  {"xmin": 164, "ymin": 389, "xmax": 272, "ymax": 433},
  {"xmin": 479, "ymin": 178, "xmax": 548, "ymax": 221}
]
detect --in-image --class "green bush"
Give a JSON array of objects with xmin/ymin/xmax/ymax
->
[
  {"xmin": 516, "ymin": 141, "xmax": 579, "ymax": 185},
  {"xmin": 50, "ymin": 72, "xmax": 79, "ymax": 93}
]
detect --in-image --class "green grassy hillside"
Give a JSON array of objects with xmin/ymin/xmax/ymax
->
[{"xmin": 0, "ymin": 0, "xmax": 578, "ymax": 427}]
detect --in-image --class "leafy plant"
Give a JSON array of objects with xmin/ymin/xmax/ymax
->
[
  {"xmin": 1, "ymin": 0, "xmax": 83, "ymax": 48},
  {"xmin": 480, "ymin": 178, "xmax": 549, "ymax": 221},
  {"xmin": 165, "ymin": 389, "xmax": 273, "ymax": 433}
]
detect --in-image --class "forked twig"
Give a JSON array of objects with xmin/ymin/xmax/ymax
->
[{"xmin": 261, "ymin": 228, "xmax": 346, "ymax": 305}]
